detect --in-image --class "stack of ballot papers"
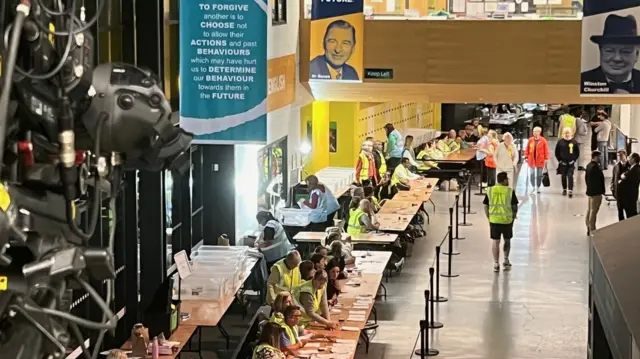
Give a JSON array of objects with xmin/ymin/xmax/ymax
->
[{"xmin": 346, "ymin": 309, "xmax": 367, "ymax": 322}]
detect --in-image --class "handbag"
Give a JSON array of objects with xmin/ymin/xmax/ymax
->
[{"xmin": 541, "ymin": 163, "xmax": 551, "ymax": 187}]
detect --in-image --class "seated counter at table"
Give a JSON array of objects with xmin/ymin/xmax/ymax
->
[
  {"xmin": 310, "ymin": 253, "xmax": 326, "ymax": 272},
  {"xmin": 266, "ymin": 251, "xmax": 302, "ymax": 305},
  {"xmin": 415, "ymin": 141, "xmax": 442, "ymax": 171},
  {"xmin": 272, "ymin": 305, "xmax": 329, "ymax": 355},
  {"xmin": 252, "ymin": 322, "xmax": 291, "ymax": 359},
  {"xmin": 391, "ymin": 158, "xmax": 422, "ymax": 192},
  {"xmin": 292, "ymin": 270, "xmax": 338, "ymax": 329},
  {"xmin": 436, "ymin": 131, "xmax": 460, "ymax": 154},
  {"xmin": 346, "ymin": 198, "xmax": 380, "ymax": 235},
  {"xmin": 299, "ymin": 260, "xmax": 316, "ymax": 282}
]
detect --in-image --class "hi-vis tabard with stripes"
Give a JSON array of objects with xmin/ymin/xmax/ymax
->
[{"xmin": 487, "ymin": 185, "xmax": 513, "ymax": 224}]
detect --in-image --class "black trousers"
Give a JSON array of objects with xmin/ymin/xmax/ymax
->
[
  {"xmin": 560, "ymin": 165, "xmax": 575, "ymax": 191},
  {"xmin": 486, "ymin": 167, "xmax": 496, "ymax": 187},
  {"xmin": 620, "ymin": 200, "xmax": 639, "ymax": 220},
  {"xmin": 387, "ymin": 157, "xmax": 402, "ymax": 171}
]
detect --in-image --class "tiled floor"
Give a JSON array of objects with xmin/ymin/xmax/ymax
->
[
  {"xmin": 362, "ymin": 146, "xmax": 619, "ymax": 359},
  {"xmin": 196, "ymin": 142, "xmax": 620, "ymax": 359}
]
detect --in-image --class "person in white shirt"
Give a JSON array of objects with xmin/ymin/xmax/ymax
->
[
  {"xmin": 402, "ymin": 135, "xmax": 419, "ymax": 168},
  {"xmin": 391, "ymin": 157, "xmax": 421, "ymax": 192},
  {"xmin": 495, "ymin": 132, "xmax": 519, "ymax": 187},
  {"xmin": 594, "ymin": 112, "xmax": 612, "ymax": 170}
]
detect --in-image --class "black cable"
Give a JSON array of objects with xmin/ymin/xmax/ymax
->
[
  {"xmin": 66, "ymin": 114, "xmax": 106, "ymax": 241},
  {"xmin": 36, "ymin": 0, "xmax": 74, "ymax": 16},
  {"xmin": 4, "ymin": 1, "xmax": 76, "ymax": 80},
  {"xmin": 31, "ymin": 0, "xmax": 105, "ymax": 36},
  {"xmin": 68, "ymin": 322, "xmax": 92, "ymax": 359},
  {"xmin": 0, "ymin": 2, "xmax": 29, "ymax": 170}
]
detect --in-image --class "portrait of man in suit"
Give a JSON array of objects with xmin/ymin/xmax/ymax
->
[
  {"xmin": 310, "ymin": 20, "xmax": 359, "ymax": 81},
  {"xmin": 581, "ymin": 14, "xmax": 640, "ymax": 94}
]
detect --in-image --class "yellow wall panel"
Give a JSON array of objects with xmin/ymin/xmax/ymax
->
[{"xmin": 302, "ymin": 101, "xmax": 441, "ymax": 174}]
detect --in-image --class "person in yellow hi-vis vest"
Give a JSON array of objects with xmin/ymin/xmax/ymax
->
[
  {"xmin": 274, "ymin": 305, "xmax": 327, "ymax": 354},
  {"xmin": 292, "ymin": 270, "xmax": 337, "ymax": 329},
  {"xmin": 391, "ymin": 158, "xmax": 421, "ymax": 192},
  {"xmin": 415, "ymin": 141, "xmax": 442, "ymax": 171},
  {"xmin": 252, "ymin": 322, "xmax": 288, "ymax": 359},
  {"xmin": 373, "ymin": 140, "xmax": 387, "ymax": 179},
  {"xmin": 483, "ymin": 172, "xmax": 519, "ymax": 273},
  {"xmin": 557, "ymin": 110, "xmax": 577, "ymax": 139},
  {"xmin": 266, "ymin": 251, "xmax": 302, "ymax": 305},
  {"xmin": 355, "ymin": 140, "xmax": 377, "ymax": 185},
  {"xmin": 346, "ymin": 199, "xmax": 379, "ymax": 234}
]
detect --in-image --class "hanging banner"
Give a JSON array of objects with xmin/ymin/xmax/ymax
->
[
  {"xmin": 179, "ymin": 0, "xmax": 268, "ymax": 143},
  {"xmin": 581, "ymin": 0, "xmax": 640, "ymax": 96},
  {"xmin": 309, "ymin": 0, "xmax": 364, "ymax": 82}
]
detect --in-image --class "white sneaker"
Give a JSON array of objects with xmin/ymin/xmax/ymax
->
[
  {"xmin": 503, "ymin": 260, "xmax": 512, "ymax": 271},
  {"xmin": 493, "ymin": 262, "xmax": 500, "ymax": 272}
]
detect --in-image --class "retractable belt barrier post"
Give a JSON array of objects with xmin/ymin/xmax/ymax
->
[
  {"xmin": 427, "ymin": 267, "xmax": 443, "ymax": 329},
  {"xmin": 466, "ymin": 174, "xmax": 476, "ymax": 215},
  {"xmin": 441, "ymin": 226, "xmax": 459, "ymax": 278},
  {"xmin": 454, "ymin": 194, "xmax": 465, "ymax": 240},
  {"xmin": 460, "ymin": 175, "xmax": 473, "ymax": 225},
  {"xmin": 415, "ymin": 292, "xmax": 439, "ymax": 357},
  {"xmin": 430, "ymin": 246, "xmax": 447, "ymax": 303},
  {"xmin": 444, "ymin": 208, "xmax": 459, "ymax": 256}
]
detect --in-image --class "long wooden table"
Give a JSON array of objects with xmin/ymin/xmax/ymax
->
[
  {"xmin": 293, "ymin": 231, "xmax": 397, "ymax": 245},
  {"xmin": 441, "ymin": 148, "xmax": 476, "ymax": 163},
  {"xmin": 302, "ymin": 251, "xmax": 392, "ymax": 359}
]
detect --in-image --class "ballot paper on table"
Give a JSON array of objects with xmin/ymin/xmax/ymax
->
[
  {"xmin": 336, "ymin": 339, "xmax": 357, "ymax": 344},
  {"xmin": 348, "ymin": 310, "xmax": 367, "ymax": 315},
  {"xmin": 340, "ymin": 326, "xmax": 360, "ymax": 332},
  {"xmin": 299, "ymin": 333, "xmax": 314, "ymax": 341},
  {"xmin": 298, "ymin": 349, "xmax": 319, "ymax": 355},
  {"xmin": 347, "ymin": 316, "xmax": 366, "ymax": 322},
  {"xmin": 304, "ymin": 342, "xmax": 321, "ymax": 348},
  {"xmin": 330, "ymin": 308, "xmax": 341, "ymax": 314}
]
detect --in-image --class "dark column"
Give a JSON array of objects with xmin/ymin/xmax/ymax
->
[
  {"xmin": 138, "ymin": 171, "xmax": 167, "ymax": 312},
  {"xmin": 191, "ymin": 146, "xmax": 204, "ymax": 250},
  {"xmin": 202, "ymin": 145, "xmax": 236, "ymax": 244}
]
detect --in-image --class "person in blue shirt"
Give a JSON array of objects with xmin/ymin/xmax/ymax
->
[{"xmin": 384, "ymin": 123, "xmax": 404, "ymax": 170}]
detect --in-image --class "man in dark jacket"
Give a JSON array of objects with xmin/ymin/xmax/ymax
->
[
  {"xmin": 555, "ymin": 127, "xmax": 580, "ymax": 198},
  {"xmin": 585, "ymin": 150, "xmax": 606, "ymax": 235},
  {"xmin": 611, "ymin": 150, "xmax": 631, "ymax": 220},
  {"xmin": 617, "ymin": 152, "xmax": 640, "ymax": 218}
]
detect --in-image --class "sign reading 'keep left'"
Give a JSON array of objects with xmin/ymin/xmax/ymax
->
[{"xmin": 179, "ymin": 0, "xmax": 267, "ymax": 143}]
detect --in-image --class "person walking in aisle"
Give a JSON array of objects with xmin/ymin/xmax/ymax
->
[
  {"xmin": 611, "ymin": 150, "xmax": 631, "ymax": 220},
  {"xmin": 476, "ymin": 127, "xmax": 490, "ymax": 187},
  {"xmin": 557, "ymin": 107, "xmax": 577, "ymax": 139},
  {"xmin": 524, "ymin": 127, "xmax": 550, "ymax": 194},
  {"xmin": 617, "ymin": 152, "xmax": 640, "ymax": 218},
  {"xmin": 482, "ymin": 130, "xmax": 500, "ymax": 187},
  {"xmin": 384, "ymin": 123, "xmax": 404, "ymax": 170},
  {"xmin": 555, "ymin": 127, "xmax": 580, "ymax": 198},
  {"xmin": 593, "ymin": 112, "xmax": 612, "ymax": 170},
  {"xmin": 585, "ymin": 150, "xmax": 606, "ymax": 236},
  {"xmin": 575, "ymin": 110, "xmax": 592, "ymax": 171},
  {"xmin": 483, "ymin": 172, "xmax": 519, "ymax": 273},
  {"xmin": 495, "ymin": 132, "xmax": 518, "ymax": 187}
]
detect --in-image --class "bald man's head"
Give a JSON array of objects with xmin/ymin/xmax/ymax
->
[{"xmin": 285, "ymin": 250, "xmax": 301, "ymax": 268}]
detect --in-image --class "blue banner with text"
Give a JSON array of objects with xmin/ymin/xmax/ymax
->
[{"xmin": 179, "ymin": 0, "xmax": 267, "ymax": 143}]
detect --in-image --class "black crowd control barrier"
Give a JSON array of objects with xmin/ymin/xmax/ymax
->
[
  {"xmin": 415, "ymin": 291, "xmax": 439, "ymax": 357},
  {"xmin": 427, "ymin": 267, "xmax": 443, "ymax": 330},
  {"xmin": 444, "ymin": 208, "xmax": 459, "ymax": 256},
  {"xmin": 441, "ymin": 226, "xmax": 459, "ymax": 278},
  {"xmin": 430, "ymin": 246, "xmax": 447, "ymax": 303},
  {"xmin": 454, "ymin": 194, "xmax": 465, "ymax": 240},
  {"xmin": 465, "ymin": 174, "xmax": 477, "ymax": 216},
  {"xmin": 460, "ymin": 178, "xmax": 473, "ymax": 226}
]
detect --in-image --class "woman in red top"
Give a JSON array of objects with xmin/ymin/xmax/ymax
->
[
  {"xmin": 524, "ymin": 126, "xmax": 550, "ymax": 193},
  {"xmin": 483, "ymin": 130, "xmax": 499, "ymax": 187}
]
